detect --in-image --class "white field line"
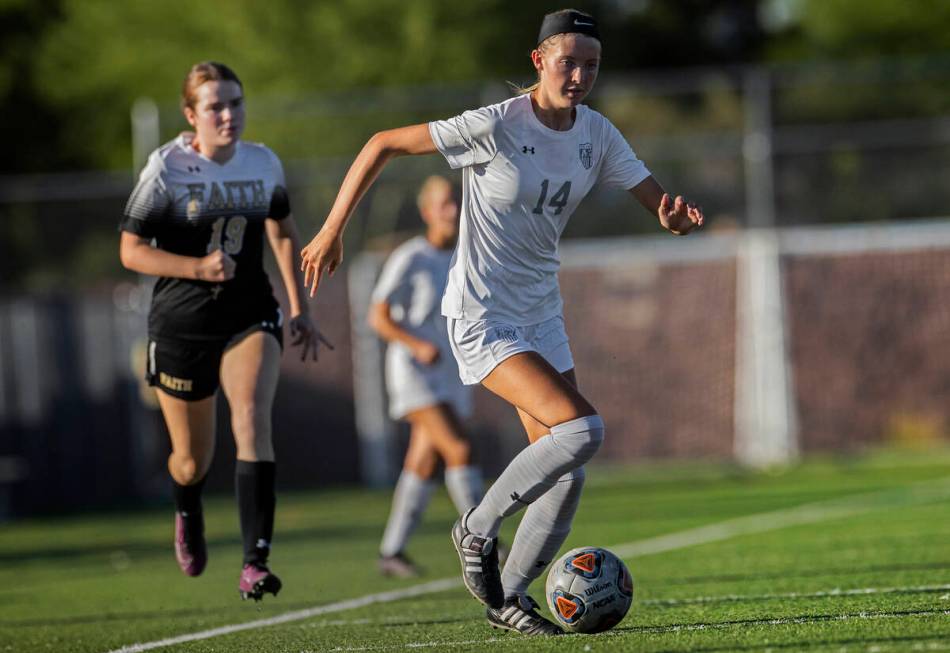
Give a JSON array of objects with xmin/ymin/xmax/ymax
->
[
  {"xmin": 103, "ymin": 579, "xmax": 460, "ymax": 653},
  {"xmin": 104, "ymin": 477, "xmax": 950, "ymax": 653},
  {"xmin": 325, "ymin": 610, "xmax": 950, "ymax": 652}
]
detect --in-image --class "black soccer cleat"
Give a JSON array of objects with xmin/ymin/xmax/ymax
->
[
  {"xmin": 486, "ymin": 595, "xmax": 564, "ymax": 636},
  {"xmin": 239, "ymin": 563, "xmax": 282, "ymax": 602},
  {"xmin": 451, "ymin": 508, "xmax": 504, "ymax": 609}
]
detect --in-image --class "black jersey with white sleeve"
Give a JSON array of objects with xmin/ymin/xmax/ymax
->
[{"xmin": 121, "ymin": 133, "xmax": 290, "ymax": 342}]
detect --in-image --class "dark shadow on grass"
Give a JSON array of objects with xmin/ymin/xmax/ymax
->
[
  {"xmin": 0, "ymin": 521, "xmax": 392, "ymax": 565},
  {"xmin": 1, "ymin": 514, "xmax": 466, "ymax": 565}
]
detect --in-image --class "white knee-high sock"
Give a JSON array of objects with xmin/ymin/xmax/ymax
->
[
  {"xmin": 379, "ymin": 470, "xmax": 434, "ymax": 557},
  {"xmin": 444, "ymin": 465, "xmax": 484, "ymax": 514},
  {"xmin": 501, "ymin": 467, "xmax": 585, "ymax": 598},
  {"xmin": 466, "ymin": 415, "xmax": 603, "ymax": 539}
]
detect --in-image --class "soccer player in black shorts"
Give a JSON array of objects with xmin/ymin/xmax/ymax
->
[{"xmin": 119, "ymin": 61, "xmax": 331, "ymax": 601}]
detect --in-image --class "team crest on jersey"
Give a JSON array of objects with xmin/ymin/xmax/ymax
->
[{"xmin": 579, "ymin": 143, "xmax": 593, "ymax": 170}]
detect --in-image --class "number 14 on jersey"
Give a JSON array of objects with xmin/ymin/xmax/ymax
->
[{"xmin": 533, "ymin": 180, "xmax": 572, "ymax": 216}]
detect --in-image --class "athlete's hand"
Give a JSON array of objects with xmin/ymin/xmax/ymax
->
[
  {"xmin": 290, "ymin": 312, "xmax": 335, "ymax": 362},
  {"xmin": 411, "ymin": 340, "xmax": 440, "ymax": 366},
  {"xmin": 300, "ymin": 229, "xmax": 343, "ymax": 297},
  {"xmin": 195, "ymin": 249, "xmax": 236, "ymax": 282},
  {"xmin": 658, "ymin": 194, "xmax": 704, "ymax": 235}
]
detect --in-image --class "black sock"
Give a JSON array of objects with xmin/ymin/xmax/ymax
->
[
  {"xmin": 172, "ymin": 474, "xmax": 207, "ymax": 516},
  {"xmin": 236, "ymin": 460, "xmax": 276, "ymax": 566}
]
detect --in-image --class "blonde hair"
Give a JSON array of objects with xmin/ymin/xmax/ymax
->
[
  {"xmin": 181, "ymin": 61, "xmax": 242, "ymax": 111},
  {"xmin": 416, "ymin": 175, "xmax": 452, "ymax": 213},
  {"xmin": 509, "ymin": 33, "xmax": 568, "ymax": 96}
]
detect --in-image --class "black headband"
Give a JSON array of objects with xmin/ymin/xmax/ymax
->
[{"xmin": 537, "ymin": 10, "xmax": 601, "ymax": 46}]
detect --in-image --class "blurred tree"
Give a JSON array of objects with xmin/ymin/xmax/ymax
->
[
  {"xmin": 769, "ymin": 0, "xmax": 950, "ymax": 59},
  {"xmin": 26, "ymin": 0, "xmax": 774, "ymax": 170},
  {"xmin": 1, "ymin": 0, "xmax": 71, "ymax": 173},
  {"xmin": 29, "ymin": 0, "xmax": 545, "ymax": 169},
  {"xmin": 601, "ymin": 0, "xmax": 767, "ymax": 69},
  {"xmin": 18, "ymin": 0, "xmax": 950, "ymax": 171},
  {"xmin": 765, "ymin": 0, "xmax": 950, "ymax": 124}
]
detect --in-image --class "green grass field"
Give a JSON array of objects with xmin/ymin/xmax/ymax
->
[{"xmin": 3, "ymin": 448, "xmax": 950, "ymax": 653}]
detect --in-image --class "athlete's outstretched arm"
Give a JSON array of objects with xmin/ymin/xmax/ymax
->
[
  {"xmin": 629, "ymin": 176, "xmax": 704, "ymax": 235},
  {"xmin": 265, "ymin": 216, "xmax": 334, "ymax": 361},
  {"xmin": 119, "ymin": 231, "xmax": 236, "ymax": 281},
  {"xmin": 368, "ymin": 300, "xmax": 440, "ymax": 365},
  {"xmin": 300, "ymin": 124, "xmax": 437, "ymax": 296}
]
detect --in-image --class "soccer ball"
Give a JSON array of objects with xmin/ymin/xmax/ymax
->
[{"xmin": 545, "ymin": 547, "xmax": 634, "ymax": 633}]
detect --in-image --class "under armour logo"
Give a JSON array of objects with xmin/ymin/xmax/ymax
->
[
  {"xmin": 510, "ymin": 491, "xmax": 530, "ymax": 505},
  {"xmin": 522, "ymin": 146, "xmax": 535, "ymax": 154},
  {"xmin": 187, "ymin": 165, "xmax": 201, "ymax": 173},
  {"xmin": 210, "ymin": 284, "xmax": 223, "ymax": 299}
]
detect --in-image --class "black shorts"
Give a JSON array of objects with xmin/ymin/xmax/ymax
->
[{"xmin": 145, "ymin": 308, "xmax": 284, "ymax": 401}]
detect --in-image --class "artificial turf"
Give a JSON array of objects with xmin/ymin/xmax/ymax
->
[{"xmin": 2, "ymin": 448, "xmax": 949, "ymax": 652}]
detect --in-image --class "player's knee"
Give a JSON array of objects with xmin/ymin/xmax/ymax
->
[
  {"xmin": 406, "ymin": 457, "xmax": 436, "ymax": 479},
  {"xmin": 445, "ymin": 439, "xmax": 471, "ymax": 466},
  {"xmin": 551, "ymin": 415, "xmax": 604, "ymax": 464},
  {"xmin": 170, "ymin": 454, "xmax": 205, "ymax": 485}
]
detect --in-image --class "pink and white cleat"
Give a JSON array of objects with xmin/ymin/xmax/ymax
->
[
  {"xmin": 174, "ymin": 511, "xmax": 207, "ymax": 577},
  {"xmin": 239, "ymin": 563, "xmax": 282, "ymax": 601}
]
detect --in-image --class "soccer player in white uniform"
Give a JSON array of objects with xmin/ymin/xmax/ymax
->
[
  {"xmin": 301, "ymin": 9, "xmax": 704, "ymax": 634},
  {"xmin": 119, "ymin": 62, "xmax": 331, "ymax": 601},
  {"xmin": 369, "ymin": 175, "xmax": 486, "ymax": 578}
]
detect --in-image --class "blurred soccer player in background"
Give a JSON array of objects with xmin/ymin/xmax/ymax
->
[
  {"xmin": 119, "ymin": 61, "xmax": 331, "ymax": 601},
  {"xmin": 368, "ymin": 175, "xmax": 487, "ymax": 578},
  {"xmin": 301, "ymin": 8, "xmax": 703, "ymax": 635}
]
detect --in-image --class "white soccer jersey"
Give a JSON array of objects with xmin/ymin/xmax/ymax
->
[
  {"xmin": 372, "ymin": 236, "xmax": 454, "ymax": 351},
  {"xmin": 429, "ymin": 93, "xmax": 651, "ymax": 326},
  {"xmin": 371, "ymin": 236, "xmax": 469, "ymax": 418}
]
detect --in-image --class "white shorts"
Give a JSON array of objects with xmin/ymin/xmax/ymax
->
[
  {"xmin": 385, "ymin": 348, "xmax": 473, "ymax": 420},
  {"xmin": 447, "ymin": 315, "xmax": 575, "ymax": 386}
]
